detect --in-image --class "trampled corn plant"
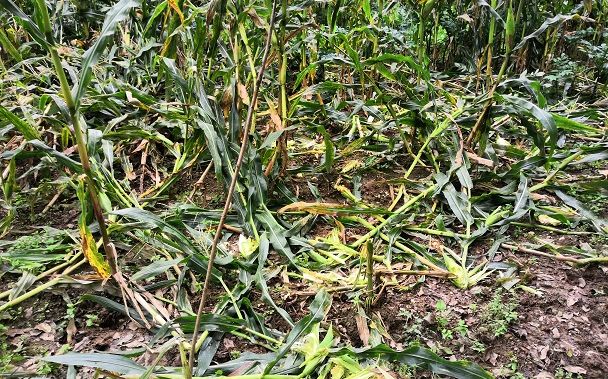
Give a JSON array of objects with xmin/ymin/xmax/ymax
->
[
  {"xmin": 0, "ymin": 0, "xmax": 607, "ymax": 377},
  {"xmin": 43, "ymin": 289, "xmax": 494, "ymax": 379}
]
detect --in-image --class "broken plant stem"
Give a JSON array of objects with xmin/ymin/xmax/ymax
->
[
  {"xmin": 365, "ymin": 240, "xmax": 374, "ymax": 307},
  {"xmin": 334, "ymin": 186, "xmax": 449, "ymax": 272},
  {"xmin": 401, "ymin": 226, "xmax": 464, "ymax": 238},
  {"xmin": 404, "ymin": 108, "xmax": 464, "ymax": 181},
  {"xmin": 0, "ymin": 252, "xmax": 83, "ymax": 300},
  {"xmin": 510, "ymin": 222, "xmax": 592, "ymax": 235},
  {"xmin": 347, "ymin": 216, "xmax": 447, "ymax": 272},
  {"xmin": 387, "ymin": 109, "xmax": 462, "ymax": 210},
  {"xmin": 352, "ymin": 184, "xmax": 436, "ymax": 248},
  {"xmin": 186, "ymin": 2, "xmax": 278, "ymax": 377},
  {"xmin": 0, "ymin": 258, "xmax": 87, "ymax": 313},
  {"xmin": 501, "ymin": 243, "xmax": 608, "ymax": 265},
  {"xmin": 375, "ymin": 269, "xmax": 455, "ymax": 278},
  {"xmin": 336, "ymin": 184, "xmax": 465, "ymax": 239},
  {"xmin": 529, "ymin": 150, "xmax": 584, "ymax": 192},
  {"xmin": 162, "ymin": 375, "xmax": 298, "ymax": 379}
]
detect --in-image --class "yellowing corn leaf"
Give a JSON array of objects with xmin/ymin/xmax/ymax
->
[
  {"xmin": 301, "ymin": 268, "xmax": 344, "ymax": 285},
  {"xmin": 168, "ymin": 0, "xmax": 185, "ymax": 23},
  {"xmin": 264, "ymin": 98, "xmax": 283, "ymax": 131},
  {"xmin": 238, "ymin": 234, "xmax": 259, "ymax": 257},
  {"xmin": 541, "ymin": 206, "xmax": 578, "ymax": 218},
  {"xmin": 341, "ymin": 159, "xmax": 363, "ymax": 173},
  {"xmin": 278, "ymin": 202, "xmax": 346, "ymax": 215},
  {"xmin": 76, "ymin": 178, "xmax": 111, "ymax": 279},
  {"xmin": 79, "ymin": 222, "xmax": 111, "ymax": 279},
  {"xmin": 537, "ymin": 214, "xmax": 562, "ymax": 226},
  {"xmin": 330, "ymin": 362, "xmax": 346, "ymax": 379},
  {"xmin": 323, "ymin": 228, "xmax": 342, "ymax": 245}
]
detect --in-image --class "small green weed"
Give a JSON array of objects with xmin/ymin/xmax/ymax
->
[
  {"xmin": 398, "ymin": 308, "xmax": 424, "ymax": 342},
  {"xmin": 85, "ymin": 314, "xmax": 99, "ymax": 327},
  {"xmin": 440, "ymin": 328, "xmax": 453, "ymax": 340},
  {"xmin": 0, "ymin": 324, "xmax": 12, "ymax": 372},
  {"xmin": 0, "ymin": 324, "xmax": 25, "ymax": 373},
  {"xmin": 395, "ymin": 362, "xmax": 418, "ymax": 378},
  {"xmin": 554, "ymin": 368, "xmax": 584, "ymax": 379},
  {"xmin": 471, "ymin": 340, "xmax": 486, "ymax": 353},
  {"xmin": 66, "ymin": 302, "xmax": 77, "ymax": 320},
  {"xmin": 566, "ymin": 188, "xmax": 608, "ymax": 215},
  {"xmin": 455, "ymin": 320, "xmax": 468, "ymax": 337},
  {"xmin": 481, "ymin": 291, "xmax": 518, "ymax": 337},
  {"xmin": 507, "ymin": 355, "xmax": 525, "ymax": 379},
  {"xmin": 434, "ymin": 300, "xmax": 454, "ymax": 340},
  {"xmin": 37, "ymin": 361, "xmax": 55, "ymax": 375},
  {"xmin": 229, "ymin": 350, "xmax": 241, "ymax": 360},
  {"xmin": 2, "ymin": 229, "xmax": 70, "ymax": 271}
]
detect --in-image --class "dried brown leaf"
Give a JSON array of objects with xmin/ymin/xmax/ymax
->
[{"xmin": 355, "ymin": 314, "xmax": 370, "ymax": 346}]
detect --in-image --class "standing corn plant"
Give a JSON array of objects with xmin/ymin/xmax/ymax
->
[{"xmin": 0, "ymin": 0, "xmax": 141, "ymax": 276}]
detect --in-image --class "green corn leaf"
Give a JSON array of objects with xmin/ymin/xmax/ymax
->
[
  {"xmin": 0, "ymin": 106, "xmax": 41, "ymax": 140},
  {"xmin": 442, "ymin": 184, "xmax": 473, "ymax": 225},
  {"xmin": 162, "ymin": 57, "xmax": 189, "ymax": 99},
  {"xmin": 25, "ymin": 139, "xmax": 82, "ymax": 172},
  {"xmin": 554, "ymin": 190, "xmax": 608, "ymax": 234},
  {"xmin": 476, "ymin": 0, "xmax": 505, "ymax": 25},
  {"xmin": 112, "ymin": 208, "xmax": 225, "ymax": 277},
  {"xmin": 177, "ymin": 313, "xmax": 248, "ymax": 334},
  {"xmin": 263, "ymin": 289, "xmax": 331, "ymax": 375},
  {"xmin": 43, "ymin": 353, "xmax": 145, "ymax": 375},
  {"xmin": 575, "ymin": 179, "xmax": 608, "ymax": 195},
  {"xmin": 513, "ymin": 174, "xmax": 529, "ymax": 214},
  {"xmin": 82, "ymin": 294, "xmax": 150, "ymax": 325},
  {"xmin": 0, "ymin": 28, "xmax": 21, "ymax": 61},
  {"xmin": 75, "ymin": 0, "xmax": 142, "ymax": 104},
  {"xmin": 499, "ymin": 94, "xmax": 557, "ymax": 150},
  {"xmin": 143, "ymin": 0, "xmax": 168, "ymax": 35},
  {"xmin": 330, "ymin": 344, "xmax": 493, "ymax": 379},
  {"xmin": 361, "ymin": 0, "xmax": 371, "ymax": 22},
  {"xmin": 317, "ymin": 125, "xmax": 334, "ymax": 172},
  {"xmin": 131, "ymin": 258, "xmax": 184, "ymax": 281},
  {"xmin": 363, "ymin": 53, "xmax": 428, "ymax": 80},
  {"xmin": 2, "ymin": 158, "xmax": 15, "ymax": 201},
  {"xmin": 8, "ymin": 272, "xmax": 36, "ymax": 301},
  {"xmin": 256, "ymin": 209, "xmax": 297, "ymax": 267},
  {"xmin": 329, "ymin": 0, "xmax": 342, "ymax": 32},
  {"xmin": 505, "ymin": 3, "xmax": 515, "ymax": 41},
  {"xmin": 513, "ymin": 14, "xmax": 586, "ymax": 51},
  {"xmin": 255, "ymin": 233, "xmax": 294, "ymax": 327},
  {"xmin": 552, "ymin": 114, "xmax": 601, "ymax": 134},
  {"xmin": 113, "ymin": 208, "xmax": 198, "ymax": 255}
]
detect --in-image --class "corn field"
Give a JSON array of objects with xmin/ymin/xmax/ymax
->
[{"xmin": 0, "ymin": 0, "xmax": 607, "ymax": 377}]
